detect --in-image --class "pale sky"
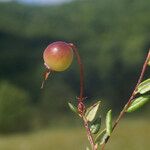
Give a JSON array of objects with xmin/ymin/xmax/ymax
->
[
  {"xmin": 0, "ymin": 0, "xmax": 72, "ymax": 5},
  {"xmin": 20, "ymin": 0, "xmax": 71, "ymax": 4}
]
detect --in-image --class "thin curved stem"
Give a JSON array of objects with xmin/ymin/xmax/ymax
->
[
  {"xmin": 69, "ymin": 43, "xmax": 84, "ymax": 101},
  {"xmin": 101, "ymin": 50, "xmax": 150, "ymax": 150},
  {"xmin": 69, "ymin": 43, "xmax": 97, "ymax": 150}
]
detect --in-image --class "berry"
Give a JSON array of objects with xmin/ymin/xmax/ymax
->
[{"xmin": 43, "ymin": 41, "xmax": 73, "ymax": 71}]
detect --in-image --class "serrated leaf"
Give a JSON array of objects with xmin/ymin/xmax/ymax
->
[
  {"xmin": 90, "ymin": 117, "xmax": 101, "ymax": 134},
  {"xmin": 68, "ymin": 102, "xmax": 78, "ymax": 114},
  {"xmin": 85, "ymin": 101, "xmax": 101, "ymax": 122},
  {"xmin": 136, "ymin": 78, "xmax": 150, "ymax": 94},
  {"xmin": 126, "ymin": 95, "xmax": 150, "ymax": 112},
  {"xmin": 106, "ymin": 110, "xmax": 112, "ymax": 136}
]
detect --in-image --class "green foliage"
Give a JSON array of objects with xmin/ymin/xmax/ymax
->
[
  {"xmin": 85, "ymin": 101, "xmax": 101, "ymax": 122},
  {"xmin": 95, "ymin": 129, "xmax": 106, "ymax": 144},
  {"xmin": 0, "ymin": 0, "xmax": 149, "ymax": 108},
  {"xmin": 136, "ymin": 78, "xmax": 150, "ymax": 94},
  {"xmin": 148, "ymin": 60, "xmax": 150, "ymax": 66},
  {"xmin": 0, "ymin": 0, "xmax": 150, "ymax": 130},
  {"xmin": 68, "ymin": 102, "xmax": 78, "ymax": 114},
  {"xmin": 0, "ymin": 81, "xmax": 31, "ymax": 133},
  {"xmin": 90, "ymin": 117, "xmax": 101, "ymax": 134},
  {"xmin": 100, "ymin": 133, "xmax": 109, "ymax": 145},
  {"xmin": 106, "ymin": 110, "xmax": 112, "ymax": 136},
  {"xmin": 86, "ymin": 147, "xmax": 90, "ymax": 150},
  {"xmin": 126, "ymin": 95, "xmax": 150, "ymax": 113}
]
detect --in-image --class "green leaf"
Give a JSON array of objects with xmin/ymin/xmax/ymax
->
[
  {"xmin": 148, "ymin": 59, "xmax": 150, "ymax": 66},
  {"xmin": 106, "ymin": 110, "xmax": 112, "ymax": 136},
  {"xmin": 100, "ymin": 133, "xmax": 109, "ymax": 145},
  {"xmin": 68, "ymin": 102, "xmax": 78, "ymax": 114},
  {"xmin": 90, "ymin": 117, "xmax": 101, "ymax": 134},
  {"xmin": 85, "ymin": 101, "xmax": 101, "ymax": 122},
  {"xmin": 126, "ymin": 95, "xmax": 150, "ymax": 112},
  {"xmin": 95, "ymin": 129, "xmax": 106, "ymax": 144},
  {"xmin": 136, "ymin": 78, "xmax": 150, "ymax": 94},
  {"xmin": 86, "ymin": 147, "xmax": 90, "ymax": 150}
]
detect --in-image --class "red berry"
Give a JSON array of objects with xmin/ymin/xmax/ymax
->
[{"xmin": 43, "ymin": 41, "xmax": 73, "ymax": 71}]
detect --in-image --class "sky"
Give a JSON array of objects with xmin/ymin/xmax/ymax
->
[{"xmin": 0, "ymin": 0, "xmax": 72, "ymax": 5}]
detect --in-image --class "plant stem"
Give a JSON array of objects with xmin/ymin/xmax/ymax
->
[
  {"xmin": 83, "ymin": 116, "xmax": 97, "ymax": 150},
  {"xmin": 101, "ymin": 50, "xmax": 150, "ymax": 150},
  {"xmin": 69, "ymin": 43, "xmax": 84, "ymax": 101},
  {"xmin": 69, "ymin": 43, "xmax": 97, "ymax": 150}
]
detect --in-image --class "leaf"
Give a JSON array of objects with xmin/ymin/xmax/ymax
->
[
  {"xmin": 148, "ymin": 58, "xmax": 150, "ymax": 66},
  {"xmin": 95, "ymin": 129, "xmax": 106, "ymax": 144},
  {"xmin": 126, "ymin": 95, "xmax": 150, "ymax": 113},
  {"xmin": 136, "ymin": 78, "xmax": 150, "ymax": 94},
  {"xmin": 68, "ymin": 102, "xmax": 78, "ymax": 114},
  {"xmin": 85, "ymin": 101, "xmax": 101, "ymax": 122},
  {"xmin": 86, "ymin": 147, "xmax": 90, "ymax": 150},
  {"xmin": 106, "ymin": 110, "xmax": 112, "ymax": 136},
  {"xmin": 100, "ymin": 133, "xmax": 109, "ymax": 145},
  {"xmin": 90, "ymin": 117, "xmax": 101, "ymax": 134}
]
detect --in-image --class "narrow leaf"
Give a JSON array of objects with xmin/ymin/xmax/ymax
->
[
  {"xmin": 136, "ymin": 78, "xmax": 150, "ymax": 94},
  {"xmin": 126, "ymin": 95, "xmax": 150, "ymax": 112},
  {"xmin": 90, "ymin": 117, "xmax": 101, "ymax": 134},
  {"xmin": 85, "ymin": 101, "xmax": 101, "ymax": 122},
  {"xmin": 68, "ymin": 102, "xmax": 78, "ymax": 114},
  {"xmin": 100, "ymin": 133, "xmax": 109, "ymax": 145},
  {"xmin": 106, "ymin": 110, "xmax": 112, "ymax": 136},
  {"xmin": 95, "ymin": 129, "xmax": 106, "ymax": 144},
  {"xmin": 86, "ymin": 147, "xmax": 90, "ymax": 150},
  {"xmin": 148, "ymin": 58, "xmax": 150, "ymax": 66}
]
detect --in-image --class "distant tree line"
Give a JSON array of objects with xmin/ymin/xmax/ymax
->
[{"xmin": 0, "ymin": 0, "xmax": 149, "ymax": 132}]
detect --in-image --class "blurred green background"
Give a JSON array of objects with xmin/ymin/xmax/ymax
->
[{"xmin": 0, "ymin": 0, "xmax": 149, "ymax": 149}]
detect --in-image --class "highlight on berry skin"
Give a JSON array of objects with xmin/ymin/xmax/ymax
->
[{"xmin": 41, "ymin": 41, "xmax": 74, "ymax": 88}]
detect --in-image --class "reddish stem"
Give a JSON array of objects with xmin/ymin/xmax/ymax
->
[
  {"xmin": 41, "ymin": 68, "xmax": 51, "ymax": 89},
  {"xmin": 83, "ymin": 116, "xmax": 97, "ymax": 150},
  {"xmin": 69, "ymin": 43, "xmax": 84, "ymax": 102},
  {"xmin": 69, "ymin": 43, "xmax": 97, "ymax": 150},
  {"xmin": 101, "ymin": 50, "xmax": 150, "ymax": 150}
]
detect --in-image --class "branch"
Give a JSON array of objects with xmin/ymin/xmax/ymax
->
[{"xmin": 101, "ymin": 50, "xmax": 150, "ymax": 150}]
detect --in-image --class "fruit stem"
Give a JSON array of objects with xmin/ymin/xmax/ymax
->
[
  {"xmin": 101, "ymin": 50, "xmax": 150, "ymax": 150},
  {"xmin": 69, "ymin": 43, "xmax": 97, "ymax": 150},
  {"xmin": 69, "ymin": 43, "xmax": 84, "ymax": 102}
]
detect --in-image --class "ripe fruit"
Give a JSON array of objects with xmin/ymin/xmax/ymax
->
[{"xmin": 43, "ymin": 41, "xmax": 73, "ymax": 71}]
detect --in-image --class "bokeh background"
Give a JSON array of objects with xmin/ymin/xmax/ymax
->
[{"xmin": 0, "ymin": 0, "xmax": 150, "ymax": 149}]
